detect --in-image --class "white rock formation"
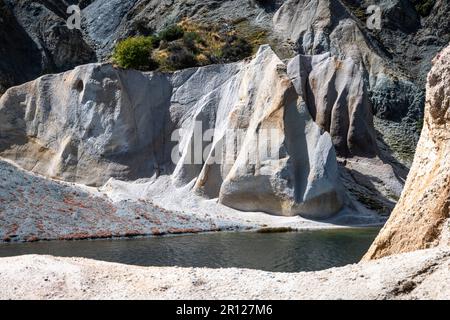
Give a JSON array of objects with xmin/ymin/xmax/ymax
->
[
  {"xmin": 285, "ymin": 51, "xmax": 407, "ymax": 217},
  {"xmin": 273, "ymin": 0, "xmax": 331, "ymax": 54},
  {"xmin": 273, "ymin": 0, "xmax": 388, "ymax": 82},
  {"xmin": 0, "ymin": 46, "xmax": 345, "ymax": 219},
  {"xmin": 273, "ymin": 0, "xmax": 426, "ymax": 160},
  {"xmin": 287, "ymin": 52, "xmax": 378, "ymax": 157}
]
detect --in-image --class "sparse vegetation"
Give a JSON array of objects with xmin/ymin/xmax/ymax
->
[
  {"xmin": 112, "ymin": 19, "xmax": 266, "ymax": 72},
  {"xmin": 220, "ymin": 36, "xmax": 253, "ymax": 62},
  {"xmin": 341, "ymin": 0, "xmax": 367, "ymax": 22},
  {"xmin": 157, "ymin": 24, "xmax": 185, "ymax": 42},
  {"xmin": 232, "ymin": 19, "xmax": 269, "ymax": 53},
  {"xmin": 412, "ymin": 0, "xmax": 435, "ymax": 16},
  {"xmin": 112, "ymin": 36, "xmax": 158, "ymax": 70}
]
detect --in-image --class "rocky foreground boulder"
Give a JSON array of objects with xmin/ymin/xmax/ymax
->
[
  {"xmin": 0, "ymin": 46, "xmax": 346, "ymax": 218},
  {"xmin": 365, "ymin": 44, "xmax": 450, "ymax": 260}
]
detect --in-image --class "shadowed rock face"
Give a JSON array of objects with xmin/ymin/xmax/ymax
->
[
  {"xmin": 0, "ymin": 0, "xmax": 96, "ymax": 93},
  {"xmin": 0, "ymin": 46, "xmax": 345, "ymax": 218},
  {"xmin": 287, "ymin": 53, "xmax": 378, "ymax": 157},
  {"xmin": 273, "ymin": 0, "xmax": 449, "ymax": 165},
  {"xmin": 364, "ymin": 45, "xmax": 450, "ymax": 260},
  {"xmin": 0, "ymin": 0, "xmax": 42, "ymax": 93}
]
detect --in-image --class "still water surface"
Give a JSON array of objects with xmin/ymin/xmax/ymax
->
[{"xmin": 0, "ymin": 229, "xmax": 380, "ymax": 272}]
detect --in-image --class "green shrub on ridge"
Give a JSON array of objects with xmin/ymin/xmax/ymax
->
[{"xmin": 112, "ymin": 36, "xmax": 157, "ymax": 70}]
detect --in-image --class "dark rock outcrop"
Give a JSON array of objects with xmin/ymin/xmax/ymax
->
[
  {"xmin": 80, "ymin": 0, "xmax": 285, "ymax": 61},
  {"xmin": 0, "ymin": 0, "xmax": 95, "ymax": 93}
]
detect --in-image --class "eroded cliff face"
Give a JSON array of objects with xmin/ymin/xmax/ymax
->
[
  {"xmin": 287, "ymin": 53, "xmax": 378, "ymax": 158},
  {"xmin": 365, "ymin": 45, "xmax": 450, "ymax": 260},
  {"xmin": 0, "ymin": 46, "xmax": 345, "ymax": 219},
  {"xmin": 1, "ymin": 0, "xmax": 449, "ymax": 180},
  {"xmin": 82, "ymin": 0, "xmax": 282, "ymax": 60},
  {"xmin": 286, "ymin": 51, "xmax": 405, "ymax": 216},
  {"xmin": 274, "ymin": 0, "xmax": 449, "ymax": 165}
]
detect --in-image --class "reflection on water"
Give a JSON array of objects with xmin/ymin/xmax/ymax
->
[{"xmin": 0, "ymin": 229, "xmax": 380, "ymax": 272}]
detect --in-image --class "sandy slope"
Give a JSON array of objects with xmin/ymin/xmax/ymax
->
[
  {"xmin": 0, "ymin": 248, "xmax": 449, "ymax": 300},
  {"xmin": 0, "ymin": 158, "xmax": 383, "ymax": 243}
]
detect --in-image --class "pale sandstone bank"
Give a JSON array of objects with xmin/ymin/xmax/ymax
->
[
  {"xmin": 365, "ymin": 45, "xmax": 450, "ymax": 260},
  {"xmin": 0, "ymin": 248, "xmax": 449, "ymax": 300}
]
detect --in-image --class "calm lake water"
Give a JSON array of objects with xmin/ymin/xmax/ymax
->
[{"xmin": 0, "ymin": 229, "xmax": 380, "ymax": 272}]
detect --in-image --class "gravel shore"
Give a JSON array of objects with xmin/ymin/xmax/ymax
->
[
  {"xmin": 1, "ymin": 248, "xmax": 449, "ymax": 300},
  {"xmin": 0, "ymin": 159, "xmax": 383, "ymax": 243}
]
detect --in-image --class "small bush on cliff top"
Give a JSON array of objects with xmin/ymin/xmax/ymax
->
[
  {"xmin": 158, "ymin": 43, "xmax": 198, "ymax": 71},
  {"xmin": 112, "ymin": 36, "xmax": 157, "ymax": 70}
]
